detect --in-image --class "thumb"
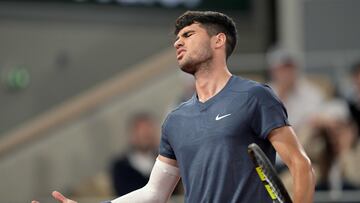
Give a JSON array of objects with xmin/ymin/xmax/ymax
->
[{"xmin": 52, "ymin": 191, "xmax": 68, "ymax": 202}]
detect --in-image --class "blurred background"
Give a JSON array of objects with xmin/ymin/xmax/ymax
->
[{"xmin": 0, "ymin": 0, "xmax": 359, "ymax": 202}]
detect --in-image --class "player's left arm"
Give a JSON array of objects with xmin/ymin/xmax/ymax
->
[{"xmin": 268, "ymin": 126, "xmax": 315, "ymax": 203}]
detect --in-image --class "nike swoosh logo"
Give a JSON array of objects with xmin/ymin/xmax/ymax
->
[{"xmin": 215, "ymin": 113, "xmax": 232, "ymax": 121}]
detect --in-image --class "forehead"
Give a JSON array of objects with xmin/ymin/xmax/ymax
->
[{"xmin": 177, "ymin": 23, "xmax": 206, "ymax": 36}]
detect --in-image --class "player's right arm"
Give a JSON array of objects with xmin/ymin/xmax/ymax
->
[
  {"xmin": 110, "ymin": 155, "xmax": 179, "ymax": 203},
  {"xmin": 31, "ymin": 155, "xmax": 179, "ymax": 203}
]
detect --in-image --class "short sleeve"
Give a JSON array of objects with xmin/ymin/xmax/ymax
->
[
  {"xmin": 248, "ymin": 84, "xmax": 290, "ymax": 139},
  {"xmin": 159, "ymin": 120, "xmax": 176, "ymax": 160}
]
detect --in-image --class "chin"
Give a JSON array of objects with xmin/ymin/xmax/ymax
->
[
  {"xmin": 178, "ymin": 58, "xmax": 199, "ymax": 74},
  {"xmin": 180, "ymin": 64, "xmax": 197, "ymax": 75}
]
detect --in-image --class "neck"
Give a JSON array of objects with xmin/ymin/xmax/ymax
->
[{"xmin": 193, "ymin": 60, "xmax": 232, "ymax": 102}]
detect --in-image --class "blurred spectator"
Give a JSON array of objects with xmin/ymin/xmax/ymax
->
[
  {"xmin": 266, "ymin": 47, "xmax": 325, "ymax": 133},
  {"xmin": 280, "ymin": 99, "xmax": 360, "ymax": 197},
  {"xmin": 71, "ymin": 112, "xmax": 183, "ymax": 199},
  {"xmin": 266, "ymin": 47, "xmax": 326, "ymax": 172},
  {"xmin": 110, "ymin": 112, "xmax": 159, "ymax": 196},
  {"xmin": 311, "ymin": 100, "xmax": 360, "ymax": 194},
  {"xmin": 347, "ymin": 60, "xmax": 360, "ymax": 137}
]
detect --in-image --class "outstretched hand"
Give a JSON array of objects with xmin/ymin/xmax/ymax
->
[{"xmin": 31, "ymin": 191, "xmax": 78, "ymax": 203}]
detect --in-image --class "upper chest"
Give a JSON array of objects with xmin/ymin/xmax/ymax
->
[{"xmin": 166, "ymin": 92, "xmax": 251, "ymax": 145}]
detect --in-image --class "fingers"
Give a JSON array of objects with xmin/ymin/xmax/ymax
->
[
  {"xmin": 32, "ymin": 191, "xmax": 76, "ymax": 203},
  {"xmin": 52, "ymin": 191, "xmax": 67, "ymax": 202}
]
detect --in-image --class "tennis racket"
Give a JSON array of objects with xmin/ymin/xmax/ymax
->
[{"xmin": 248, "ymin": 143, "xmax": 293, "ymax": 203}]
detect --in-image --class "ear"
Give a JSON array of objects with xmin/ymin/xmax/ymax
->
[{"xmin": 213, "ymin": 33, "xmax": 226, "ymax": 49}]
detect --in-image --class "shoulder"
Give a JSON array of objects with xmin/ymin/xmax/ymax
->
[
  {"xmin": 171, "ymin": 97, "xmax": 194, "ymax": 114},
  {"xmin": 163, "ymin": 96, "xmax": 194, "ymax": 127},
  {"xmin": 228, "ymin": 76, "xmax": 260, "ymax": 92},
  {"xmin": 230, "ymin": 76, "xmax": 281, "ymax": 107},
  {"xmin": 248, "ymin": 84, "xmax": 277, "ymax": 100},
  {"xmin": 230, "ymin": 76, "xmax": 275, "ymax": 99}
]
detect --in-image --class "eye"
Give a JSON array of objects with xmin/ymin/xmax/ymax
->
[{"xmin": 184, "ymin": 32, "xmax": 193, "ymax": 38}]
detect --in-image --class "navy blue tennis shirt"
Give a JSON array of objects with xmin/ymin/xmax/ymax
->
[{"xmin": 159, "ymin": 75, "xmax": 290, "ymax": 203}]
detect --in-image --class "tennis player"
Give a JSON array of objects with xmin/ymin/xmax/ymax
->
[{"xmin": 32, "ymin": 11, "xmax": 315, "ymax": 203}]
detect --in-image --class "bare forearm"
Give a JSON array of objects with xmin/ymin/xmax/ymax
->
[{"xmin": 291, "ymin": 158, "xmax": 315, "ymax": 203}]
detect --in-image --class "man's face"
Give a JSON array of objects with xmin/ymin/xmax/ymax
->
[
  {"xmin": 271, "ymin": 63, "xmax": 297, "ymax": 87},
  {"xmin": 130, "ymin": 120, "xmax": 159, "ymax": 152},
  {"xmin": 174, "ymin": 23, "xmax": 213, "ymax": 74}
]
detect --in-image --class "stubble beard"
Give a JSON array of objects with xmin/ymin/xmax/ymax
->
[{"xmin": 179, "ymin": 45, "xmax": 213, "ymax": 75}]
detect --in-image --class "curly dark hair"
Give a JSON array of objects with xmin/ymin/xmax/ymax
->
[{"xmin": 174, "ymin": 11, "xmax": 238, "ymax": 59}]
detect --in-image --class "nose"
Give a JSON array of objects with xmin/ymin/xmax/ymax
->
[{"xmin": 174, "ymin": 38, "xmax": 183, "ymax": 49}]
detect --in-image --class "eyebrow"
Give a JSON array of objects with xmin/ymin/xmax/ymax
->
[{"xmin": 175, "ymin": 30, "xmax": 195, "ymax": 42}]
